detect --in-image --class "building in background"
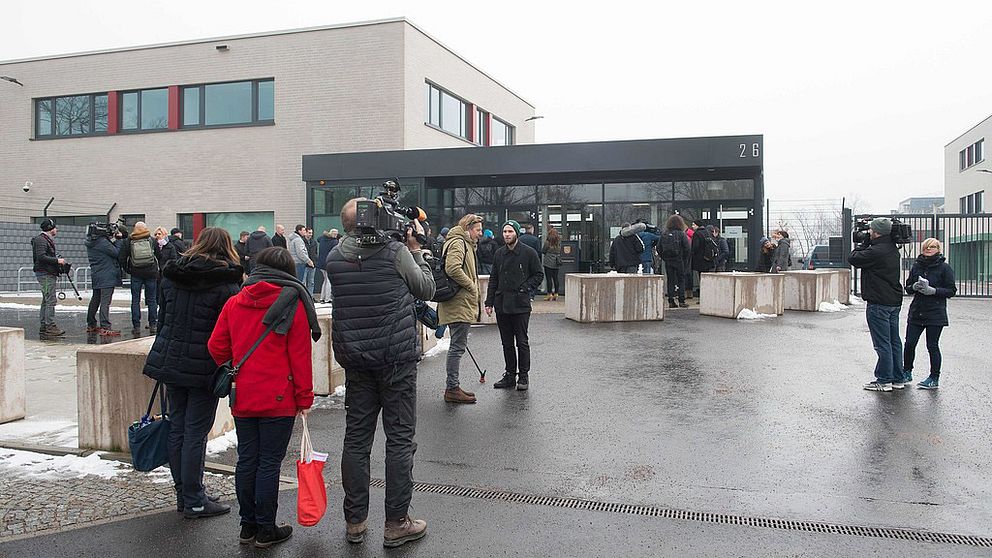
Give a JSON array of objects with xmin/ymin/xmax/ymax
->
[
  {"xmin": 892, "ymin": 196, "xmax": 944, "ymax": 214},
  {"xmin": 942, "ymin": 114, "xmax": 991, "ymax": 287},
  {"xmin": 0, "ymin": 18, "xmax": 535, "ymax": 239}
]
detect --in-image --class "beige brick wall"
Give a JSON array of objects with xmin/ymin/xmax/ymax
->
[
  {"xmin": 944, "ymin": 115, "xmax": 992, "ymax": 210},
  {"xmin": 1, "ymin": 20, "xmax": 530, "ymax": 231}
]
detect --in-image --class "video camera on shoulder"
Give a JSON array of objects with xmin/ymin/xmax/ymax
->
[
  {"xmin": 852, "ymin": 217, "xmax": 912, "ymax": 245},
  {"xmin": 354, "ymin": 180, "xmax": 431, "ymax": 247},
  {"xmin": 87, "ymin": 221, "xmax": 121, "ymax": 239}
]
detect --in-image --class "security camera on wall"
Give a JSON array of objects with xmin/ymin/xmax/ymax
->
[{"xmin": 22, "ymin": 181, "xmax": 32, "ymax": 193}]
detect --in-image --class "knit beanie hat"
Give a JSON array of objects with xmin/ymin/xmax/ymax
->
[
  {"xmin": 869, "ymin": 217, "xmax": 892, "ymax": 236},
  {"xmin": 502, "ymin": 220, "xmax": 521, "ymax": 236},
  {"xmin": 483, "ymin": 229, "xmax": 494, "ymax": 238},
  {"xmin": 40, "ymin": 219, "xmax": 56, "ymax": 232}
]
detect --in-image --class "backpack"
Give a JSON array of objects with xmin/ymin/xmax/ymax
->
[
  {"xmin": 659, "ymin": 230, "xmax": 681, "ymax": 259},
  {"xmin": 702, "ymin": 236, "xmax": 719, "ymax": 262},
  {"xmin": 130, "ymin": 238, "xmax": 157, "ymax": 270},
  {"xmin": 430, "ymin": 238, "xmax": 468, "ymax": 303}
]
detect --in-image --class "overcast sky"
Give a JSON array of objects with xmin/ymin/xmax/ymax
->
[{"xmin": 4, "ymin": 0, "xmax": 992, "ymax": 213}]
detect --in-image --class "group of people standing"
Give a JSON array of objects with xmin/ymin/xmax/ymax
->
[{"xmin": 234, "ymin": 224, "xmax": 340, "ymax": 303}]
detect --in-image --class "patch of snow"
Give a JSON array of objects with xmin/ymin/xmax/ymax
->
[
  {"xmin": 333, "ymin": 385, "xmax": 346, "ymax": 397},
  {"xmin": 818, "ymin": 300, "xmax": 847, "ymax": 312},
  {"xmin": 205, "ymin": 429, "xmax": 238, "ymax": 456},
  {"xmin": 0, "ymin": 449, "xmax": 127, "ymax": 480},
  {"xmin": 0, "ymin": 418, "xmax": 79, "ymax": 448},
  {"xmin": 849, "ymin": 295, "xmax": 865, "ymax": 305},
  {"xmin": 736, "ymin": 308, "xmax": 777, "ymax": 320},
  {"xmin": 0, "ymin": 302, "xmax": 128, "ymax": 313},
  {"xmin": 423, "ymin": 337, "xmax": 450, "ymax": 359}
]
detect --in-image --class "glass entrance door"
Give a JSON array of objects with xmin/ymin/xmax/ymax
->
[{"xmin": 541, "ymin": 204, "xmax": 603, "ymax": 272}]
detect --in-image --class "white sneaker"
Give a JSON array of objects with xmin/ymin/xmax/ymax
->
[
  {"xmin": 891, "ymin": 382, "xmax": 906, "ymax": 389},
  {"xmin": 864, "ymin": 381, "xmax": 893, "ymax": 392}
]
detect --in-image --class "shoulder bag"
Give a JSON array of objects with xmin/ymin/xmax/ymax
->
[{"xmin": 211, "ymin": 317, "xmax": 281, "ymax": 401}]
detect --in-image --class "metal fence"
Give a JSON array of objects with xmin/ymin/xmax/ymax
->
[{"xmin": 851, "ymin": 213, "xmax": 992, "ymax": 298}]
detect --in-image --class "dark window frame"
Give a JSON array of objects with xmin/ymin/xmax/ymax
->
[
  {"xmin": 117, "ymin": 87, "xmax": 171, "ymax": 134},
  {"xmin": 180, "ymin": 78, "xmax": 275, "ymax": 130},
  {"xmin": 33, "ymin": 92, "xmax": 109, "ymax": 139},
  {"xmin": 424, "ymin": 81, "xmax": 472, "ymax": 143}
]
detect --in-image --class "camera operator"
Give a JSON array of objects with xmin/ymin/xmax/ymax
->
[
  {"xmin": 31, "ymin": 219, "xmax": 67, "ymax": 337},
  {"xmin": 324, "ymin": 197, "xmax": 435, "ymax": 548},
  {"xmin": 849, "ymin": 217, "xmax": 904, "ymax": 392},
  {"xmin": 85, "ymin": 224, "xmax": 123, "ymax": 336}
]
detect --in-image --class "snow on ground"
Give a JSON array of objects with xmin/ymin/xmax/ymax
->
[
  {"xmin": 0, "ymin": 448, "xmax": 127, "ymax": 480},
  {"xmin": 333, "ymin": 385, "xmax": 346, "ymax": 397},
  {"xmin": 849, "ymin": 295, "xmax": 865, "ymax": 305},
  {"xmin": 818, "ymin": 300, "xmax": 848, "ymax": 312},
  {"xmin": 205, "ymin": 429, "xmax": 238, "ymax": 456},
  {"xmin": 736, "ymin": 308, "xmax": 778, "ymax": 320},
  {"xmin": 0, "ymin": 418, "xmax": 79, "ymax": 448},
  {"xmin": 0, "ymin": 302, "xmax": 129, "ymax": 313},
  {"xmin": 423, "ymin": 337, "xmax": 450, "ymax": 359}
]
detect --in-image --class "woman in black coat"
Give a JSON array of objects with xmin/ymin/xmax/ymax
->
[
  {"xmin": 903, "ymin": 238, "xmax": 956, "ymax": 389},
  {"xmin": 143, "ymin": 227, "xmax": 244, "ymax": 518}
]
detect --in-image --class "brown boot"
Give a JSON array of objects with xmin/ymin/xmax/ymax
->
[
  {"xmin": 552, "ymin": 293, "xmax": 559, "ymax": 301},
  {"xmin": 383, "ymin": 515, "xmax": 426, "ymax": 548},
  {"xmin": 443, "ymin": 387, "xmax": 476, "ymax": 404},
  {"xmin": 346, "ymin": 519, "xmax": 367, "ymax": 544}
]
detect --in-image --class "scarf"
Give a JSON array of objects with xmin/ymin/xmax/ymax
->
[{"xmin": 243, "ymin": 264, "xmax": 322, "ymax": 341}]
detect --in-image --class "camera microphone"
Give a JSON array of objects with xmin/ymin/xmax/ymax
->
[{"xmin": 396, "ymin": 205, "xmax": 428, "ymax": 222}]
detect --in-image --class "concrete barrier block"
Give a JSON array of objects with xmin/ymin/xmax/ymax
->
[
  {"xmin": 0, "ymin": 327, "xmax": 26, "ymax": 424},
  {"xmin": 476, "ymin": 275, "xmax": 496, "ymax": 325},
  {"xmin": 564, "ymin": 273, "xmax": 665, "ymax": 323},
  {"xmin": 699, "ymin": 272, "xmax": 784, "ymax": 318},
  {"xmin": 783, "ymin": 270, "xmax": 850, "ymax": 311},
  {"xmin": 76, "ymin": 338, "xmax": 234, "ymax": 452},
  {"xmin": 312, "ymin": 309, "xmax": 344, "ymax": 395}
]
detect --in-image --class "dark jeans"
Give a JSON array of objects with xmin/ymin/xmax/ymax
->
[
  {"xmin": 37, "ymin": 273, "xmax": 57, "ymax": 327},
  {"xmin": 685, "ymin": 269, "xmax": 694, "ymax": 296},
  {"xmin": 544, "ymin": 266, "xmax": 560, "ymax": 295},
  {"xmin": 86, "ymin": 287, "xmax": 114, "ymax": 328},
  {"xmin": 167, "ymin": 385, "xmax": 220, "ymax": 510},
  {"xmin": 496, "ymin": 312, "xmax": 531, "ymax": 376},
  {"xmin": 865, "ymin": 303, "xmax": 903, "ymax": 383},
  {"xmin": 478, "ymin": 262, "xmax": 493, "ymax": 275},
  {"xmin": 235, "ymin": 416, "xmax": 295, "ymax": 527},
  {"xmin": 445, "ymin": 322, "xmax": 470, "ymax": 390},
  {"xmin": 342, "ymin": 361, "xmax": 418, "ymax": 523},
  {"xmin": 130, "ymin": 276, "xmax": 158, "ymax": 327},
  {"xmin": 904, "ymin": 323, "xmax": 944, "ymax": 379},
  {"xmin": 664, "ymin": 262, "xmax": 685, "ymax": 303},
  {"xmin": 313, "ymin": 269, "xmax": 326, "ymax": 296}
]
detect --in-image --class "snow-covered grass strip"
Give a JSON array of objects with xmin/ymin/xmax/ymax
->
[{"xmin": 0, "ymin": 448, "xmax": 126, "ymax": 480}]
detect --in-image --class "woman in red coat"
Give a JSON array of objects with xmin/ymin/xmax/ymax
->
[{"xmin": 209, "ymin": 247, "xmax": 321, "ymax": 548}]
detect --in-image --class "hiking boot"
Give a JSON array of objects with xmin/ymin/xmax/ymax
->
[
  {"xmin": 148, "ymin": 324, "xmax": 157, "ymax": 334},
  {"xmin": 679, "ymin": 302, "xmax": 690, "ymax": 308},
  {"xmin": 239, "ymin": 524, "xmax": 258, "ymax": 544},
  {"xmin": 132, "ymin": 326, "xmax": 142, "ymax": 335},
  {"xmin": 383, "ymin": 515, "xmax": 426, "ymax": 548},
  {"xmin": 183, "ymin": 499, "xmax": 231, "ymax": 519},
  {"xmin": 254, "ymin": 524, "xmax": 292, "ymax": 548},
  {"xmin": 43, "ymin": 324, "xmax": 66, "ymax": 336},
  {"xmin": 98, "ymin": 328, "xmax": 121, "ymax": 337},
  {"xmin": 863, "ymin": 381, "xmax": 892, "ymax": 392},
  {"xmin": 493, "ymin": 373, "xmax": 516, "ymax": 389},
  {"xmin": 443, "ymin": 387, "xmax": 476, "ymax": 404},
  {"xmin": 917, "ymin": 376, "xmax": 939, "ymax": 390},
  {"xmin": 346, "ymin": 519, "xmax": 368, "ymax": 544},
  {"xmin": 516, "ymin": 374, "xmax": 529, "ymax": 391}
]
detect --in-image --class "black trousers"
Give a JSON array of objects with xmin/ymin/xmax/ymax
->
[
  {"xmin": 341, "ymin": 361, "xmax": 418, "ymax": 523},
  {"xmin": 904, "ymin": 323, "xmax": 944, "ymax": 378},
  {"xmin": 87, "ymin": 287, "xmax": 114, "ymax": 328},
  {"xmin": 544, "ymin": 266, "xmax": 561, "ymax": 295},
  {"xmin": 496, "ymin": 312, "xmax": 531, "ymax": 376},
  {"xmin": 664, "ymin": 262, "xmax": 685, "ymax": 302},
  {"xmin": 235, "ymin": 416, "xmax": 295, "ymax": 526},
  {"xmin": 167, "ymin": 385, "xmax": 219, "ymax": 510}
]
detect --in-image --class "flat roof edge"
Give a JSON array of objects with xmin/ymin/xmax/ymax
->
[{"xmin": 944, "ymin": 113, "xmax": 992, "ymax": 147}]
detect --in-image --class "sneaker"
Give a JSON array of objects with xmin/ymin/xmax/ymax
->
[
  {"xmin": 443, "ymin": 387, "xmax": 477, "ymax": 404},
  {"xmin": 669, "ymin": 300, "xmax": 678, "ymax": 309},
  {"xmin": 917, "ymin": 377, "xmax": 939, "ymax": 390},
  {"xmin": 98, "ymin": 328, "xmax": 121, "ymax": 337},
  {"xmin": 493, "ymin": 373, "xmax": 516, "ymax": 389},
  {"xmin": 183, "ymin": 499, "xmax": 231, "ymax": 519},
  {"xmin": 863, "ymin": 381, "xmax": 893, "ymax": 392},
  {"xmin": 516, "ymin": 375, "xmax": 529, "ymax": 391},
  {"xmin": 254, "ymin": 524, "xmax": 293, "ymax": 548},
  {"xmin": 891, "ymin": 382, "xmax": 906, "ymax": 390},
  {"xmin": 176, "ymin": 491, "xmax": 222, "ymax": 512},
  {"xmin": 239, "ymin": 524, "xmax": 258, "ymax": 544},
  {"xmin": 346, "ymin": 519, "xmax": 368, "ymax": 544},
  {"xmin": 85, "ymin": 325, "xmax": 100, "ymax": 333},
  {"xmin": 902, "ymin": 371, "xmax": 913, "ymax": 383},
  {"xmin": 679, "ymin": 302, "xmax": 690, "ymax": 308},
  {"xmin": 383, "ymin": 515, "xmax": 427, "ymax": 548}
]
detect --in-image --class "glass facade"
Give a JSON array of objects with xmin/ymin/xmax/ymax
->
[
  {"xmin": 205, "ymin": 82, "xmax": 253, "ymax": 126},
  {"xmin": 207, "ymin": 211, "xmax": 274, "ymax": 241},
  {"xmin": 140, "ymin": 88, "xmax": 169, "ymax": 130},
  {"xmin": 425, "ymin": 82, "xmax": 514, "ymax": 145},
  {"xmin": 35, "ymin": 93, "xmax": 109, "ymax": 137}
]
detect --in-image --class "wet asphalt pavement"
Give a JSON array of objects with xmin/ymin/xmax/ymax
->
[{"xmin": 2, "ymin": 298, "xmax": 991, "ymax": 556}]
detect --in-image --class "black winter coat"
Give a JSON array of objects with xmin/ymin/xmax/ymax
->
[
  {"xmin": 657, "ymin": 228, "xmax": 691, "ymax": 269},
  {"xmin": 848, "ymin": 235, "xmax": 903, "ymax": 306},
  {"xmin": 160, "ymin": 235, "xmax": 189, "ymax": 265},
  {"xmin": 317, "ymin": 235, "xmax": 338, "ymax": 269},
  {"xmin": 608, "ymin": 234, "xmax": 643, "ymax": 270},
  {"xmin": 143, "ymin": 256, "xmax": 244, "ymax": 389},
  {"xmin": 85, "ymin": 235, "xmax": 122, "ymax": 290},
  {"xmin": 691, "ymin": 229, "xmax": 718, "ymax": 272},
  {"xmin": 247, "ymin": 230, "xmax": 273, "ymax": 256},
  {"xmin": 31, "ymin": 233, "xmax": 61, "ymax": 275},
  {"xmin": 519, "ymin": 233, "xmax": 541, "ymax": 255},
  {"xmin": 477, "ymin": 237, "xmax": 497, "ymax": 265},
  {"xmin": 485, "ymin": 243, "xmax": 543, "ymax": 315},
  {"xmin": 271, "ymin": 233, "xmax": 287, "ymax": 249},
  {"xmin": 905, "ymin": 255, "xmax": 956, "ymax": 327}
]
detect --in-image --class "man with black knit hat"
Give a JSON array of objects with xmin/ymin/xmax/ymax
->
[
  {"xmin": 849, "ymin": 217, "xmax": 904, "ymax": 392},
  {"xmin": 31, "ymin": 219, "xmax": 66, "ymax": 337},
  {"xmin": 485, "ymin": 220, "xmax": 543, "ymax": 391}
]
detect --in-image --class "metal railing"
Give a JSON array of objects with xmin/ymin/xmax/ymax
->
[{"xmin": 16, "ymin": 266, "xmax": 91, "ymax": 293}]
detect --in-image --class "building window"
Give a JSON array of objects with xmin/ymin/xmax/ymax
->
[
  {"xmin": 182, "ymin": 79, "xmax": 274, "ymax": 128},
  {"xmin": 34, "ymin": 93, "xmax": 108, "ymax": 138},
  {"xmin": 959, "ymin": 138, "xmax": 985, "ymax": 171},
  {"xmin": 118, "ymin": 87, "xmax": 169, "ymax": 132},
  {"xmin": 475, "ymin": 108, "xmax": 489, "ymax": 145},
  {"xmin": 491, "ymin": 117, "xmax": 513, "ymax": 146},
  {"xmin": 425, "ymin": 82, "xmax": 469, "ymax": 141},
  {"xmin": 960, "ymin": 191, "xmax": 985, "ymax": 214}
]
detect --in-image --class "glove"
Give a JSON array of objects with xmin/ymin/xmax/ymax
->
[
  {"xmin": 912, "ymin": 277, "xmax": 929, "ymax": 292},
  {"xmin": 920, "ymin": 284, "xmax": 936, "ymax": 296}
]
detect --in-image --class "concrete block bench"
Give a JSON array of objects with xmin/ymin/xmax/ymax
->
[
  {"xmin": 699, "ymin": 272, "xmax": 784, "ymax": 318},
  {"xmin": 564, "ymin": 273, "xmax": 666, "ymax": 323},
  {"xmin": 312, "ymin": 309, "xmax": 344, "ymax": 395},
  {"xmin": 76, "ymin": 338, "xmax": 234, "ymax": 452},
  {"xmin": 783, "ymin": 269, "xmax": 851, "ymax": 311},
  {"xmin": 0, "ymin": 327, "xmax": 26, "ymax": 424}
]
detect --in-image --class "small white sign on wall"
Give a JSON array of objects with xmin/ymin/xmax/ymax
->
[{"xmin": 723, "ymin": 226, "xmax": 743, "ymax": 238}]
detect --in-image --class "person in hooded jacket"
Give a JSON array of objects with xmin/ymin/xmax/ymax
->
[
  {"xmin": 209, "ymin": 247, "xmax": 321, "ymax": 548},
  {"xmin": 246, "ymin": 227, "xmax": 273, "ymax": 273},
  {"xmin": 608, "ymin": 223, "xmax": 644, "ymax": 273},
  {"xmin": 769, "ymin": 229, "xmax": 792, "ymax": 272},
  {"xmin": 658, "ymin": 214, "xmax": 691, "ymax": 308},
  {"xmin": 143, "ymin": 227, "xmax": 244, "ymax": 520},
  {"xmin": 477, "ymin": 229, "xmax": 497, "ymax": 275},
  {"xmin": 160, "ymin": 228, "xmax": 190, "ymax": 266},
  {"xmin": 85, "ymin": 227, "xmax": 122, "ymax": 336},
  {"xmin": 118, "ymin": 221, "xmax": 161, "ymax": 334},
  {"xmin": 438, "ymin": 214, "xmax": 483, "ymax": 404},
  {"xmin": 902, "ymin": 238, "xmax": 956, "ymax": 389},
  {"xmin": 317, "ymin": 229, "xmax": 339, "ymax": 303},
  {"xmin": 754, "ymin": 237, "xmax": 775, "ymax": 272}
]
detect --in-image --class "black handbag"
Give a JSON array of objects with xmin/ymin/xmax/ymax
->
[
  {"xmin": 128, "ymin": 381, "xmax": 170, "ymax": 472},
  {"xmin": 211, "ymin": 317, "xmax": 280, "ymax": 400}
]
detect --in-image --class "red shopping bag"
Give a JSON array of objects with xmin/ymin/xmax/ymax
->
[{"xmin": 296, "ymin": 414, "xmax": 328, "ymax": 527}]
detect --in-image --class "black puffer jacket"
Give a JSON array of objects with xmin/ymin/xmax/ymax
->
[
  {"xmin": 905, "ymin": 254, "xmax": 956, "ymax": 327},
  {"xmin": 143, "ymin": 256, "xmax": 244, "ymax": 388},
  {"xmin": 848, "ymin": 235, "xmax": 903, "ymax": 306},
  {"xmin": 485, "ymin": 242, "xmax": 544, "ymax": 315},
  {"xmin": 31, "ymin": 233, "xmax": 61, "ymax": 275},
  {"xmin": 85, "ymin": 235, "xmax": 122, "ymax": 290}
]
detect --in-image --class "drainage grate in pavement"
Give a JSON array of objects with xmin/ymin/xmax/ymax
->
[{"xmin": 368, "ymin": 478, "xmax": 991, "ymax": 548}]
